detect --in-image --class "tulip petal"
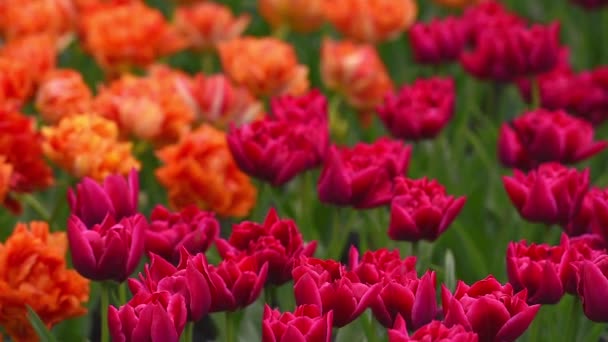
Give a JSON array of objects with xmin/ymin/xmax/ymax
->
[
  {"xmin": 495, "ymin": 304, "xmax": 540, "ymax": 341},
  {"xmin": 280, "ymin": 325, "xmax": 307, "ymax": 342},
  {"xmin": 412, "ymin": 272, "xmax": 437, "ymax": 329},
  {"xmin": 108, "ymin": 306, "xmax": 127, "ymax": 342},
  {"xmin": 294, "ymin": 273, "xmax": 322, "ymax": 308},
  {"xmin": 67, "ymin": 215, "xmax": 98, "ymax": 280},
  {"xmin": 579, "ymin": 261, "xmax": 608, "ymax": 322},
  {"xmin": 127, "ymin": 215, "xmax": 146, "ymax": 278},
  {"xmin": 521, "ymin": 175, "xmax": 558, "ymax": 223}
]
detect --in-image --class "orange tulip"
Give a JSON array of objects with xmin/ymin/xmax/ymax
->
[
  {"xmin": 432, "ymin": 0, "xmax": 486, "ymax": 9},
  {"xmin": 0, "ymin": 0, "xmax": 75, "ymax": 42},
  {"xmin": 325, "ymin": 0, "xmax": 417, "ymax": 43},
  {"xmin": 0, "ymin": 34, "xmax": 58, "ymax": 85},
  {"xmin": 42, "ymin": 114, "xmax": 140, "ymax": 181},
  {"xmin": 218, "ymin": 37, "xmax": 309, "ymax": 98},
  {"xmin": 0, "ymin": 57, "xmax": 34, "ymax": 108},
  {"xmin": 174, "ymin": 2, "xmax": 250, "ymax": 51},
  {"xmin": 321, "ymin": 38, "xmax": 393, "ymax": 112},
  {"xmin": 0, "ymin": 157, "xmax": 13, "ymax": 205},
  {"xmin": 0, "ymin": 221, "xmax": 89, "ymax": 342},
  {"xmin": 78, "ymin": 2, "xmax": 186, "ymax": 73},
  {"xmin": 258, "ymin": 0, "xmax": 325, "ymax": 33},
  {"xmin": 156, "ymin": 124, "xmax": 257, "ymax": 218},
  {"xmin": 35, "ymin": 69, "xmax": 93, "ymax": 124},
  {"xmin": 93, "ymin": 65, "xmax": 196, "ymax": 145}
]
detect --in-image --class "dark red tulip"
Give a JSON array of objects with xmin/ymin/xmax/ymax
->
[
  {"xmin": 576, "ymin": 256, "xmax": 608, "ymax": 322},
  {"xmin": 348, "ymin": 247, "xmax": 417, "ymax": 285},
  {"xmin": 502, "ymin": 163, "xmax": 589, "ymax": 225},
  {"xmin": 560, "ymin": 233, "xmax": 606, "ymax": 294},
  {"xmin": 67, "ymin": 214, "xmax": 146, "ymax": 282},
  {"xmin": 506, "ymin": 240, "xmax": 566, "ymax": 304},
  {"xmin": 442, "ymin": 276, "xmax": 540, "ymax": 342},
  {"xmin": 463, "ymin": 2, "xmax": 526, "ymax": 44},
  {"xmin": 109, "ymin": 291, "xmax": 187, "ymax": 342},
  {"xmin": 68, "ymin": 169, "xmax": 139, "ymax": 228},
  {"xmin": 563, "ymin": 187, "xmax": 608, "ymax": 237},
  {"xmin": 188, "ymin": 253, "xmax": 268, "ymax": 312},
  {"xmin": 408, "ymin": 17, "xmax": 467, "ymax": 65},
  {"xmin": 128, "ymin": 251, "xmax": 211, "ymax": 322},
  {"xmin": 269, "ymin": 89, "xmax": 328, "ymax": 124},
  {"xmin": 215, "ymin": 207, "xmax": 317, "ymax": 285},
  {"xmin": 146, "ymin": 205, "xmax": 219, "ymax": 265},
  {"xmin": 498, "ymin": 109, "xmax": 607, "ymax": 170},
  {"xmin": 292, "ymin": 257, "xmax": 381, "ymax": 327},
  {"xmin": 388, "ymin": 177, "xmax": 466, "ymax": 242},
  {"xmin": 388, "ymin": 315, "xmax": 479, "ymax": 342},
  {"xmin": 372, "ymin": 270, "xmax": 437, "ymax": 330},
  {"xmin": 377, "ymin": 77, "xmax": 455, "ymax": 141},
  {"xmin": 227, "ymin": 117, "xmax": 328, "ymax": 186},
  {"xmin": 262, "ymin": 304, "xmax": 333, "ymax": 342},
  {"xmin": 571, "ymin": 0, "xmax": 608, "ymax": 9},
  {"xmin": 317, "ymin": 138, "xmax": 411, "ymax": 209}
]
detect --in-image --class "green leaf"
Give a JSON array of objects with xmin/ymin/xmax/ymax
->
[
  {"xmin": 444, "ymin": 249, "xmax": 456, "ymax": 292},
  {"xmin": 27, "ymin": 306, "xmax": 58, "ymax": 342}
]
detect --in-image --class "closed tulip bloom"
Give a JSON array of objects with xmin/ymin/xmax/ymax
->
[
  {"xmin": 577, "ymin": 257, "xmax": 608, "ymax": 322},
  {"xmin": 388, "ymin": 316, "xmax": 479, "ymax": 342},
  {"xmin": 506, "ymin": 240, "xmax": 566, "ymax": 304},
  {"xmin": 318, "ymin": 139, "xmax": 411, "ymax": 209},
  {"xmin": 262, "ymin": 304, "xmax": 333, "ymax": 342},
  {"xmin": 442, "ymin": 276, "xmax": 540, "ymax": 342},
  {"xmin": 377, "ymin": 77, "xmax": 455, "ymax": 141},
  {"xmin": 563, "ymin": 187, "xmax": 608, "ymax": 237},
  {"xmin": 325, "ymin": 0, "xmax": 417, "ymax": 44},
  {"xmin": 502, "ymin": 163, "xmax": 589, "ymax": 225},
  {"xmin": 348, "ymin": 247, "xmax": 417, "ymax": 285},
  {"xmin": 292, "ymin": 257, "xmax": 382, "ymax": 327},
  {"xmin": 188, "ymin": 253, "xmax": 268, "ymax": 312},
  {"xmin": 174, "ymin": 2, "xmax": 250, "ymax": 51},
  {"xmin": 498, "ymin": 110, "xmax": 607, "ymax": 170},
  {"xmin": 258, "ymin": 0, "xmax": 325, "ymax": 33},
  {"xmin": 560, "ymin": 234, "xmax": 606, "ymax": 294},
  {"xmin": 109, "ymin": 291, "xmax": 187, "ymax": 342},
  {"xmin": 68, "ymin": 169, "xmax": 139, "ymax": 228},
  {"xmin": 372, "ymin": 271, "xmax": 438, "ymax": 330},
  {"xmin": 408, "ymin": 18, "xmax": 467, "ymax": 65},
  {"xmin": 228, "ymin": 118, "xmax": 328, "ymax": 186},
  {"xmin": 388, "ymin": 177, "xmax": 466, "ymax": 242},
  {"xmin": 128, "ymin": 252, "xmax": 211, "ymax": 322},
  {"xmin": 216, "ymin": 208, "xmax": 317, "ymax": 285},
  {"xmin": 67, "ymin": 214, "xmax": 146, "ymax": 282}
]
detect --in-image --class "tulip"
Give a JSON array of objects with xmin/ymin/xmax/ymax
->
[
  {"xmin": 462, "ymin": 2, "xmax": 526, "ymax": 45},
  {"xmin": 269, "ymin": 89, "xmax": 328, "ymax": 124},
  {"xmin": 377, "ymin": 77, "xmax": 455, "ymax": 141},
  {"xmin": 67, "ymin": 214, "xmax": 146, "ymax": 282},
  {"xmin": 388, "ymin": 315, "xmax": 479, "ymax": 342},
  {"xmin": 317, "ymin": 139, "xmax": 411, "ymax": 209},
  {"xmin": 388, "ymin": 177, "xmax": 466, "ymax": 242},
  {"xmin": 576, "ymin": 256, "xmax": 608, "ymax": 322},
  {"xmin": 442, "ymin": 276, "xmax": 540, "ymax": 342},
  {"xmin": 258, "ymin": 0, "xmax": 325, "ymax": 33},
  {"xmin": 145, "ymin": 205, "xmax": 219, "ymax": 265},
  {"xmin": 128, "ymin": 251, "xmax": 211, "ymax": 322},
  {"xmin": 216, "ymin": 208, "xmax": 317, "ymax": 285},
  {"xmin": 559, "ymin": 234, "xmax": 606, "ymax": 294},
  {"xmin": 262, "ymin": 304, "xmax": 333, "ymax": 342},
  {"xmin": 571, "ymin": 0, "xmax": 608, "ymax": 9},
  {"xmin": 188, "ymin": 253, "xmax": 268, "ymax": 312},
  {"xmin": 408, "ymin": 18, "xmax": 467, "ymax": 65},
  {"xmin": 563, "ymin": 187, "xmax": 608, "ymax": 237},
  {"xmin": 498, "ymin": 110, "xmax": 607, "ymax": 170},
  {"xmin": 292, "ymin": 257, "xmax": 381, "ymax": 327},
  {"xmin": 372, "ymin": 271, "xmax": 437, "ymax": 329},
  {"xmin": 108, "ymin": 291, "xmax": 187, "ymax": 342},
  {"xmin": 506, "ymin": 240, "xmax": 566, "ymax": 304},
  {"xmin": 227, "ymin": 117, "xmax": 328, "ymax": 186},
  {"xmin": 348, "ymin": 247, "xmax": 417, "ymax": 285},
  {"xmin": 68, "ymin": 169, "xmax": 139, "ymax": 228},
  {"xmin": 502, "ymin": 163, "xmax": 589, "ymax": 225}
]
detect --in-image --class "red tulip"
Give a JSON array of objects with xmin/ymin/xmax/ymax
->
[
  {"xmin": 560, "ymin": 234, "xmax": 606, "ymax": 294},
  {"xmin": 348, "ymin": 247, "xmax": 417, "ymax": 285},
  {"xmin": 68, "ymin": 169, "xmax": 139, "ymax": 228},
  {"xmin": 317, "ymin": 138, "xmax": 411, "ymax": 209},
  {"xmin": 269, "ymin": 89, "xmax": 328, "ymax": 124},
  {"xmin": 67, "ymin": 214, "xmax": 146, "ymax": 282},
  {"xmin": 145, "ymin": 205, "xmax": 219, "ymax": 265},
  {"xmin": 262, "ymin": 304, "xmax": 333, "ymax": 342},
  {"xmin": 502, "ymin": 163, "xmax": 589, "ymax": 225},
  {"xmin": 216, "ymin": 207, "xmax": 317, "ymax": 285},
  {"xmin": 463, "ymin": 2, "xmax": 525, "ymax": 44},
  {"xmin": 442, "ymin": 276, "xmax": 540, "ymax": 342},
  {"xmin": 506, "ymin": 240, "xmax": 566, "ymax": 304},
  {"xmin": 377, "ymin": 77, "xmax": 455, "ymax": 141},
  {"xmin": 188, "ymin": 253, "xmax": 268, "ymax": 312},
  {"xmin": 388, "ymin": 177, "xmax": 466, "ymax": 242},
  {"xmin": 388, "ymin": 315, "xmax": 479, "ymax": 342},
  {"xmin": 128, "ymin": 251, "xmax": 211, "ymax": 322},
  {"xmin": 109, "ymin": 291, "xmax": 187, "ymax": 342},
  {"xmin": 227, "ymin": 117, "xmax": 328, "ymax": 186},
  {"xmin": 498, "ymin": 109, "xmax": 607, "ymax": 170},
  {"xmin": 576, "ymin": 256, "xmax": 608, "ymax": 321},
  {"xmin": 292, "ymin": 257, "xmax": 381, "ymax": 327},
  {"xmin": 408, "ymin": 17, "xmax": 467, "ymax": 65},
  {"xmin": 563, "ymin": 187, "xmax": 608, "ymax": 237}
]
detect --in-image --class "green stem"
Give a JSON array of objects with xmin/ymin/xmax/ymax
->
[
  {"xmin": 118, "ymin": 282, "xmax": 128, "ymax": 305},
  {"xmin": 360, "ymin": 312, "xmax": 379, "ymax": 342},
  {"xmin": 225, "ymin": 311, "xmax": 236, "ymax": 342},
  {"xmin": 264, "ymin": 285, "xmax": 279, "ymax": 308},
  {"xmin": 272, "ymin": 25, "xmax": 290, "ymax": 40},
  {"xmin": 201, "ymin": 52, "xmax": 214, "ymax": 74},
  {"xmin": 530, "ymin": 76, "xmax": 541, "ymax": 109},
  {"xmin": 101, "ymin": 283, "xmax": 110, "ymax": 342},
  {"xmin": 328, "ymin": 208, "xmax": 350, "ymax": 260},
  {"xmin": 412, "ymin": 241, "xmax": 419, "ymax": 257},
  {"xmin": 17, "ymin": 193, "xmax": 51, "ymax": 221},
  {"xmin": 182, "ymin": 322, "xmax": 194, "ymax": 342}
]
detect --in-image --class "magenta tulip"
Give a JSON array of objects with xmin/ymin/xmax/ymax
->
[{"xmin": 262, "ymin": 304, "xmax": 333, "ymax": 342}]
